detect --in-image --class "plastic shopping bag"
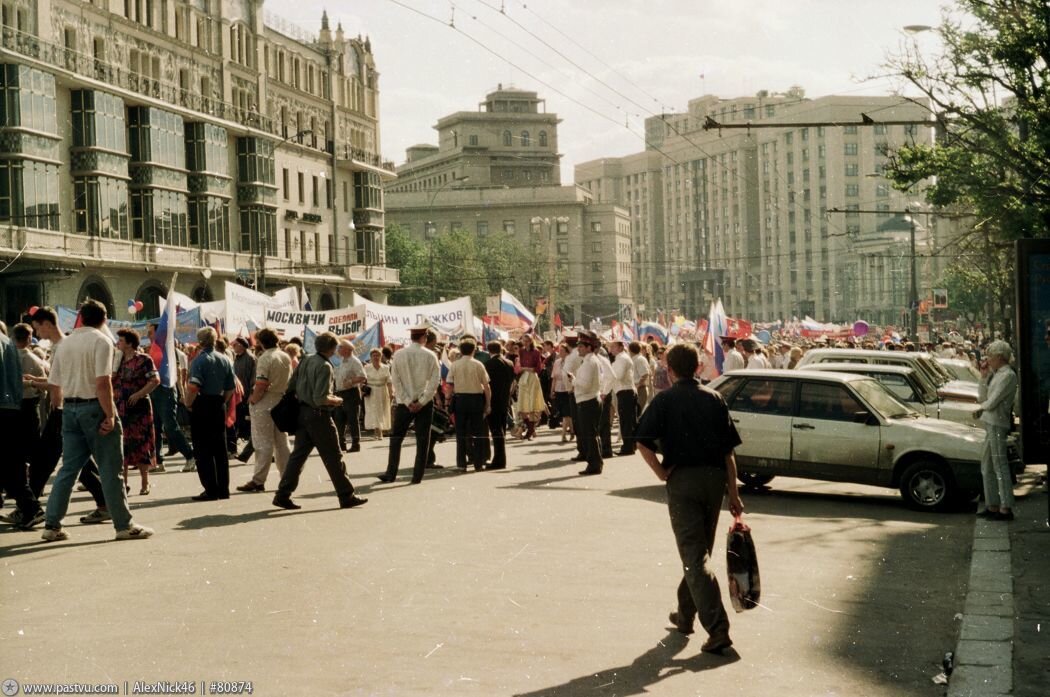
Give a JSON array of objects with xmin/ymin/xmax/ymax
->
[{"xmin": 727, "ymin": 515, "xmax": 761, "ymax": 612}]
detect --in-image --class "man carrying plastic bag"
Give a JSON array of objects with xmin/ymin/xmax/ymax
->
[{"xmin": 636, "ymin": 343, "xmax": 744, "ymax": 655}]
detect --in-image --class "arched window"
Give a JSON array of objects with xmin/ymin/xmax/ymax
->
[
  {"xmin": 502, "ymin": 130, "xmax": 512, "ymax": 146},
  {"xmin": 539, "ymin": 130, "xmax": 548, "ymax": 147},
  {"xmin": 520, "ymin": 130, "xmax": 530, "ymax": 147}
]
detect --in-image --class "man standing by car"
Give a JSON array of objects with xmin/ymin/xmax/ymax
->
[{"xmin": 635, "ymin": 343, "xmax": 744, "ymax": 654}]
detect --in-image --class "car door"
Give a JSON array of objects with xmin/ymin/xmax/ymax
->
[
  {"xmin": 724, "ymin": 377, "xmax": 795, "ymax": 474},
  {"xmin": 791, "ymin": 381, "xmax": 882, "ymax": 485}
]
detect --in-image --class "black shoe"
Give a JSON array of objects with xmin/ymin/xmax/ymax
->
[
  {"xmin": 425, "ymin": 463, "xmax": 444, "ymax": 469},
  {"xmin": 994, "ymin": 510, "xmax": 1015, "ymax": 521},
  {"xmin": 700, "ymin": 634, "xmax": 733, "ymax": 654},
  {"xmin": 977, "ymin": 508, "xmax": 999, "ymax": 519},
  {"xmin": 376, "ymin": 475, "xmax": 395, "ymax": 483},
  {"xmin": 348, "ymin": 443, "xmax": 361, "ymax": 453},
  {"xmin": 272, "ymin": 496, "xmax": 301, "ymax": 510},
  {"xmin": 410, "ymin": 478, "xmax": 422, "ymax": 484},
  {"xmin": 191, "ymin": 493, "xmax": 218, "ymax": 501},
  {"xmin": 617, "ymin": 449, "xmax": 635, "ymax": 456},
  {"xmin": 601, "ymin": 452, "xmax": 614, "ymax": 459},
  {"xmin": 572, "ymin": 456, "xmax": 587, "ymax": 462},
  {"xmin": 486, "ymin": 464, "xmax": 506, "ymax": 470},
  {"xmin": 668, "ymin": 611, "xmax": 694, "ymax": 635},
  {"xmin": 578, "ymin": 469, "xmax": 602, "ymax": 476},
  {"xmin": 237, "ymin": 481, "xmax": 265, "ymax": 492},
  {"xmin": 340, "ymin": 496, "xmax": 368, "ymax": 509},
  {"xmin": 235, "ymin": 451, "xmax": 252, "ymax": 463}
]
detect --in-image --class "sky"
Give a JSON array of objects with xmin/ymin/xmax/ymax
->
[{"xmin": 271, "ymin": 0, "xmax": 947, "ymax": 180}]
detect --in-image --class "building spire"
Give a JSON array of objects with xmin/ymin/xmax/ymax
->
[{"xmin": 321, "ymin": 10, "xmax": 330, "ymax": 31}]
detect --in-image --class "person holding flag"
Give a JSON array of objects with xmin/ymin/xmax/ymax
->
[{"xmin": 149, "ymin": 282, "xmax": 195, "ymax": 473}]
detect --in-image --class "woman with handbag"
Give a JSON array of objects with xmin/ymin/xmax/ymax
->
[{"xmin": 363, "ymin": 348, "xmax": 392, "ymax": 440}]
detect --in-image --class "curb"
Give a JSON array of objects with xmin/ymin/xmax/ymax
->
[{"xmin": 948, "ymin": 516, "xmax": 1013, "ymax": 697}]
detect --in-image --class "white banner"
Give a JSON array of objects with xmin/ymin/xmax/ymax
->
[
  {"xmin": 224, "ymin": 282, "xmax": 298, "ymax": 337},
  {"xmin": 264, "ymin": 305, "xmax": 366, "ymax": 340},
  {"xmin": 352, "ymin": 294, "xmax": 474, "ymax": 345}
]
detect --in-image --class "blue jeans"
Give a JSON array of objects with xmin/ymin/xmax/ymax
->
[
  {"xmin": 151, "ymin": 385, "xmax": 193, "ymax": 462},
  {"xmin": 45, "ymin": 400, "xmax": 133, "ymax": 531}
]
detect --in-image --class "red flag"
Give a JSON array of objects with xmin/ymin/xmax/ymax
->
[{"xmin": 553, "ymin": 312, "xmax": 563, "ymax": 328}]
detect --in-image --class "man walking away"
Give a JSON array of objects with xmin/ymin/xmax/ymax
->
[
  {"xmin": 184, "ymin": 327, "xmax": 234, "ymax": 501},
  {"xmin": 635, "ymin": 343, "xmax": 743, "ymax": 654},
  {"xmin": 41, "ymin": 300, "xmax": 153, "ymax": 541},
  {"xmin": 447, "ymin": 336, "xmax": 491, "ymax": 472},
  {"xmin": 272, "ymin": 332, "xmax": 367, "ymax": 510}
]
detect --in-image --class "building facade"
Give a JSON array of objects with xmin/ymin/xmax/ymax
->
[
  {"xmin": 0, "ymin": 0, "xmax": 397, "ymax": 325},
  {"xmin": 385, "ymin": 86, "xmax": 633, "ymax": 326},
  {"xmin": 578, "ymin": 90, "xmax": 952, "ymax": 325}
]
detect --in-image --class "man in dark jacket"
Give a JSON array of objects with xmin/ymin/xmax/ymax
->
[
  {"xmin": 635, "ymin": 343, "xmax": 744, "ymax": 655},
  {"xmin": 484, "ymin": 341, "xmax": 515, "ymax": 470}
]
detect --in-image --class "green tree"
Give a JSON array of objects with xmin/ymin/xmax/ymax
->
[{"xmin": 383, "ymin": 224, "xmax": 430, "ymax": 305}]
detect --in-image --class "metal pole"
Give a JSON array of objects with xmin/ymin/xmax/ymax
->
[
  {"xmin": 548, "ymin": 220, "xmax": 555, "ymax": 334},
  {"xmin": 909, "ymin": 211, "xmax": 919, "ymax": 342}
]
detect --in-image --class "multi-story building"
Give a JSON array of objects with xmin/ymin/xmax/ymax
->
[
  {"xmin": 385, "ymin": 86, "xmax": 632, "ymax": 326},
  {"xmin": 578, "ymin": 90, "xmax": 950, "ymax": 325},
  {"xmin": 0, "ymin": 0, "xmax": 397, "ymax": 324}
]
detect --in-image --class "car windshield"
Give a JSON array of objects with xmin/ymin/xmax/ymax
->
[
  {"xmin": 919, "ymin": 355, "xmax": 952, "ymax": 385},
  {"xmin": 939, "ymin": 360, "xmax": 980, "ymax": 383},
  {"xmin": 850, "ymin": 377, "xmax": 917, "ymax": 418}
]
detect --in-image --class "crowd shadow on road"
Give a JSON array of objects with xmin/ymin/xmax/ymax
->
[
  {"xmin": 174, "ymin": 507, "xmax": 333, "ymax": 530},
  {"xmin": 0, "ymin": 537, "xmax": 111, "ymax": 559},
  {"xmin": 513, "ymin": 630, "xmax": 737, "ymax": 697}
]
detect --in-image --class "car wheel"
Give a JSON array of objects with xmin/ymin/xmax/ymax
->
[
  {"xmin": 899, "ymin": 460, "xmax": 956, "ymax": 511},
  {"xmin": 738, "ymin": 472, "xmax": 774, "ymax": 489}
]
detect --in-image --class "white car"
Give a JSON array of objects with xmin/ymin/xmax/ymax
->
[
  {"xmin": 796, "ymin": 348, "xmax": 979, "ymax": 403},
  {"xmin": 937, "ymin": 358, "xmax": 981, "ymax": 384},
  {"xmin": 710, "ymin": 369, "xmax": 1023, "ymax": 511}
]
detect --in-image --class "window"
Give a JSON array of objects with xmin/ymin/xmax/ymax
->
[
  {"xmin": 312, "ymin": 175, "xmax": 319, "ymax": 207},
  {"xmin": 502, "ymin": 220, "xmax": 515, "ymax": 234},
  {"xmin": 873, "ymin": 124, "xmax": 887, "ymax": 135},
  {"xmin": 282, "ymin": 168, "xmax": 289, "ymax": 200},
  {"xmin": 591, "ymin": 261, "xmax": 602, "ymax": 272},
  {"xmin": 538, "ymin": 130, "xmax": 547, "ymax": 147},
  {"xmin": 730, "ymin": 379, "xmax": 795, "ymax": 415},
  {"xmin": 353, "ymin": 171, "xmax": 382, "ymax": 210},
  {"xmin": 558, "ymin": 241, "xmax": 569, "ymax": 255},
  {"xmin": 844, "ymin": 142, "xmax": 858, "ymax": 156},
  {"xmin": 844, "ymin": 125, "xmax": 858, "ymax": 135},
  {"xmin": 451, "ymin": 221, "xmax": 463, "ymax": 232},
  {"xmin": 590, "ymin": 221, "xmax": 601, "ymax": 232},
  {"xmin": 844, "ymin": 163, "xmax": 859, "ymax": 177},
  {"xmin": 502, "ymin": 130, "xmax": 512, "ymax": 146},
  {"xmin": 591, "ymin": 241, "xmax": 602, "ymax": 253},
  {"xmin": 424, "ymin": 221, "xmax": 436, "ymax": 238},
  {"xmin": 557, "ymin": 220, "xmax": 569, "ymax": 235},
  {"xmin": 520, "ymin": 131, "xmax": 530, "ymax": 147},
  {"xmin": 845, "ymin": 184, "xmax": 859, "ymax": 197},
  {"xmin": 468, "ymin": 134, "xmax": 478, "ymax": 146},
  {"xmin": 798, "ymin": 383, "xmax": 865, "ymax": 422},
  {"xmin": 476, "ymin": 220, "xmax": 488, "ymax": 235}
]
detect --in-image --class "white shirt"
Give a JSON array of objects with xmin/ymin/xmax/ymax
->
[
  {"xmin": 631, "ymin": 353, "xmax": 650, "ymax": 388},
  {"xmin": 563, "ymin": 347, "xmax": 582, "ymax": 377},
  {"xmin": 747, "ymin": 353, "xmax": 770, "ymax": 369},
  {"xmin": 723, "ymin": 349, "xmax": 746, "ymax": 373},
  {"xmin": 572, "ymin": 352, "xmax": 601, "ymax": 402},
  {"xmin": 390, "ymin": 342, "xmax": 441, "ymax": 406},
  {"xmin": 611, "ymin": 352, "xmax": 636, "ymax": 393},
  {"xmin": 551, "ymin": 357, "xmax": 570, "ymax": 393},
  {"xmin": 446, "ymin": 355, "xmax": 489, "ymax": 394},
  {"xmin": 334, "ymin": 352, "xmax": 365, "ymax": 391},
  {"xmin": 597, "ymin": 353, "xmax": 614, "ymax": 397},
  {"xmin": 48, "ymin": 326, "xmax": 115, "ymax": 400},
  {"xmin": 978, "ymin": 365, "xmax": 1018, "ymax": 429}
]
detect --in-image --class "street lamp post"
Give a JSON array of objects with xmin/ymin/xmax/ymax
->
[
  {"xmin": 531, "ymin": 216, "xmax": 569, "ymax": 333},
  {"xmin": 425, "ymin": 175, "xmax": 470, "ymax": 302},
  {"xmin": 906, "ymin": 208, "xmax": 919, "ymax": 341}
]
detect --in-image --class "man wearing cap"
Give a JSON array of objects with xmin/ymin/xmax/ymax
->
[
  {"xmin": 721, "ymin": 337, "xmax": 745, "ymax": 372},
  {"xmin": 572, "ymin": 331, "xmax": 604, "ymax": 475},
  {"xmin": 447, "ymin": 335, "xmax": 491, "ymax": 471},
  {"xmin": 609, "ymin": 339, "xmax": 637, "ymax": 456},
  {"xmin": 380, "ymin": 322, "xmax": 441, "ymax": 484}
]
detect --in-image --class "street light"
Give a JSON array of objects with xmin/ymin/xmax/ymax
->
[
  {"xmin": 531, "ymin": 215, "xmax": 569, "ymax": 332},
  {"xmin": 425, "ymin": 175, "xmax": 470, "ymax": 301},
  {"xmin": 903, "ymin": 207, "xmax": 924, "ymax": 342}
]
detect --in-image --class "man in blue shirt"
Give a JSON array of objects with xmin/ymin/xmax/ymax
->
[
  {"xmin": 185, "ymin": 327, "xmax": 235, "ymax": 501},
  {"xmin": 0, "ymin": 325, "xmax": 43, "ymax": 529}
]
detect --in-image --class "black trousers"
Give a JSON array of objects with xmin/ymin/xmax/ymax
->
[
  {"xmin": 487, "ymin": 402, "xmax": 509, "ymax": 469},
  {"xmin": 616, "ymin": 390, "xmax": 638, "ymax": 454},
  {"xmin": 571, "ymin": 395, "xmax": 584, "ymax": 457},
  {"xmin": 575, "ymin": 398, "xmax": 603, "ymax": 473},
  {"xmin": 599, "ymin": 393, "xmax": 613, "ymax": 457},
  {"xmin": 1, "ymin": 406, "xmax": 40, "ymax": 518},
  {"xmin": 29, "ymin": 408, "xmax": 106, "ymax": 506},
  {"xmin": 190, "ymin": 395, "xmax": 230, "ymax": 498},
  {"xmin": 454, "ymin": 393, "xmax": 488, "ymax": 470},
  {"xmin": 333, "ymin": 388, "xmax": 362, "ymax": 449},
  {"xmin": 277, "ymin": 406, "xmax": 356, "ymax": 502},
  {"xmin": 385, "ymin": 401, "xmax": 434, "ymax": 483}
]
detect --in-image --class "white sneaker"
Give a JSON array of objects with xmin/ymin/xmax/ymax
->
[
  {"xmin": 182, "ymin": 458, "xmax": 197, "ymax": 472},
  {"xmin": 41, "ymin": 527, "xmax": 69, "ymax": 542},
  {"xmin": 115, "ymin": 524, "xmax": 154, "ymax": 541}
]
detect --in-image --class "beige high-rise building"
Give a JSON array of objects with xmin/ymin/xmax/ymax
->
[
  {"xmin": 385, "ymin": 86, "xmax": 632, "ymax": 326},
  {"xmin": 0, "ymin": 0, "xmax": 397, "ymax": 324},
  {"xmin": 578, "ymin": 90, "xmax": 951, "ymax": 325}
]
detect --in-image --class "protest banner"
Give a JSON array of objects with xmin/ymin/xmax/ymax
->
[
  {"xmin": 264, "ymin": 305, "xmax": 366, "ymax": 340},
  {"xmin": 352, "ymin": 294, "xmax": 474, "ymax": 345},
  {"xmin": 224, "ymin": 282, "xmax": 297, "ymax": 336}
]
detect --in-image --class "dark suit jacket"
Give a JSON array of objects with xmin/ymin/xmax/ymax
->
[{"xmin": 485, "ymin": 356, "xmax": 515, "ymax": 412}]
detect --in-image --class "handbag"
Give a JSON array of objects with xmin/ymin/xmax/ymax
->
[
  {"xmin": 361, "ymin": 384, "xmax": 372, "ymax": 397},
  {"xmin": 270, "ymin": 392, "xmax": 300, "ymax": 434},
  {"xmin": 726, "ymin": 515, "xmax": 761, "ymax": 612}
]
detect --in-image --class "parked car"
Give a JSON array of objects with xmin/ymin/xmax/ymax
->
[
  {"xmin": 710, "ymin": 369, "xmax": 1024, "ymax": 511},
  {"xmin": 795, "ymin": 348, "xmax": 979, "ymax": 402},
  {"xmin": 937, "ymin": 358, "xmax": 981, "ymax": 384},
  {"xmin": 802, "ymin": 363, "xmax": 980, "ymax": 426}
]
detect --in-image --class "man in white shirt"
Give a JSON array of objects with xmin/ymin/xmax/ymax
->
[
  {"xmin": 609, "ymin": 340, "xmax": 637, "ymax": 455},
  {"xmin": 572, "ymin": 331, "xmax": 604, "ymax": 475},
  {"xmin": 721, "ymin": 337, "xmax": 746, "ymax": 373},
  {"xmin": 333, "ymin": 340, "xmax": 367, "ymax": 453},
  {"xmin": 629, "ymin": 342, "xmax": 653, "ymax": 412},
  {"xmin": 562, "ymin": 333, "xmax": 585, "ymax": 459},
  {"xmin": 379, "ymin": 323, "xmax": 441, "ymax": 484},
  {"xmin": 41, "ymin": 300, "xmax": 153, "ymax": 542},
  {"xmin": 596, "ymin": 345, "xmax": 616, "ymax": 459},
  {"xmin": 742, "ymin": 339, "xmax": 770, "ymax": 369},
  {"xmin": 446, "ymin": 336, "xmax": 491, "ymax": 471}
]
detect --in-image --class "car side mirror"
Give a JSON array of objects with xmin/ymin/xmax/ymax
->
[{"xmin": 854, "ymin": 411, "xmax": 876, "ymax": 425}]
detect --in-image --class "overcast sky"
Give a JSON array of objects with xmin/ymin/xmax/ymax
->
[{"xmin": 274, "ymin": 0, "xmax": 946, "ymax": 179}]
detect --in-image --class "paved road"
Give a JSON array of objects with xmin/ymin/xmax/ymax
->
[{"xmin": 1, "ymin": 428, "xmax": 972, "ymax": 697}]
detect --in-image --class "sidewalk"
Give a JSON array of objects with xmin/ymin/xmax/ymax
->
[{"xmin": 948, "ymin": 467, "xmax": 1049, "ymax": 697}]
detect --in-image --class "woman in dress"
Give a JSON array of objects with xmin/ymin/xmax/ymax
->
[
  {"xmin": 113, "ymin": 329, "xmax": 160, "ymax": 495},
  {"xmin": 550, "ymin": 344, "xmax": 574, "ymax": 443},
  {"xmin": 515, "ymin": 333, "xmax": 548, "ymax": 440},
  {"xmin": 363, "ymin": 348, "xmax": 392, "ymax": 440}
]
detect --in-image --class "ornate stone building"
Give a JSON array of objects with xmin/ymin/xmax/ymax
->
[{"xmin": 0, "ymin": 0, "xmax": 397, "ymax": 323}]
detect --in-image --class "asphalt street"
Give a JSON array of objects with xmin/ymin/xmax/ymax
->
[{"xmin": 1, "ymin": 428, "xmax": 975, "ymax": 697}]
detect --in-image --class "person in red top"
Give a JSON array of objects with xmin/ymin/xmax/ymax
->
[{"xmin": 515, "ymin": 334, "xmax": 547, "ymax": 440}]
